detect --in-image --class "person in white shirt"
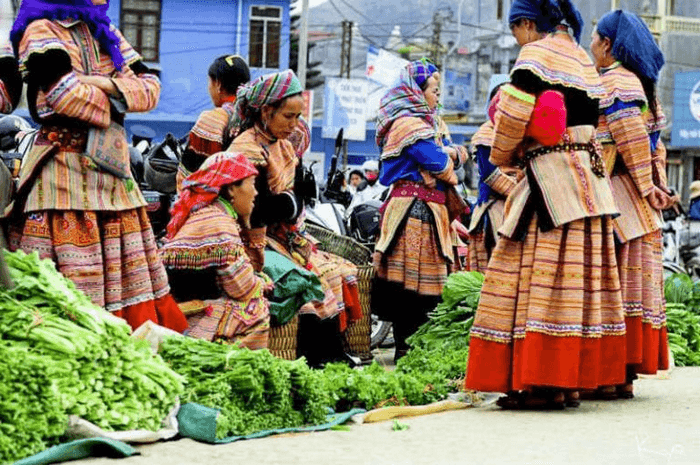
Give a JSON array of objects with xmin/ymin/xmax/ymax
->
[{"xmin": 346, "ymin": 160, "xmax": 387, "ymax": 217}]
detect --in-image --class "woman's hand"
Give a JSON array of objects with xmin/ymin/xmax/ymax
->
[
  {"xmin": 443, "ymin": 146, "xmax": 458, "ymax": 161},
  {"xmin": 77, "ymin": 74, "xmax": 120, "ymax": 97},
  {"xmin": 646, "ymin": 186, "xmax": 672, "ymax": 211}
]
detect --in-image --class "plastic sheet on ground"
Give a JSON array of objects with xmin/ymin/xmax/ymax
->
[
  {"xmin": 12, "ymin": 438, "xmax": 138, "ymax": 465},
  {"xmin": 176, "ymin": 403, "xmax": 366, "ymax": 444},
  {"xmin": 61, "ymin": 402, "xmax": 180, "ymax": 444}
]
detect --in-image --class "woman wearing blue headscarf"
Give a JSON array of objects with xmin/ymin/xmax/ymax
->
[
  {"xmin": 465, "ymin": 0, "xmax": 626, "ymax": 410},
  {"xmin": 590, "ymin": 10, "xmax": 675, "ymax": 399},
  {"xmin": 6, "ymin": 0, "xmax": 187, "ymax": 333}
]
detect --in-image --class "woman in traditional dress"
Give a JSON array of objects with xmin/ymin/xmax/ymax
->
[
  {"xmin": 464, "ymin": 0, "xmax": 626, "ymax": 409},
  {"xmin": 227, "ymin": 70, "xmax": 361, "ymax": 366},
  {"xmin": 467, "ymin": 84, "xmax": 519, "ymax": 273},
  {"xmin": 7, "ymin": 0, "xmax": 187, "ymax": 332},
  {"xmin": 0, "ymin": 42, "xmax": 22, "ymax": 114},
  {"xmin": 373, "ymin": 59, "xmax": 467, "ymax": 362},
  {"xmin": 590, "ymin": 10, "xmax": 675, "ymax": 398},
  {"xmin": 161, "ymin": 152, "xmax": 271, "ymax": 348},
  {"xmin": 176, "ymin": 55, "xmax": 250, "ymax": 191}
]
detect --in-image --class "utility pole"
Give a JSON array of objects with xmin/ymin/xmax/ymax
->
[
  {"xmin": 339, "ymin": 20, "xmax": 353, "ymax": 78},
  {"xmin": 297, "ymin": 0, "xmax": 309, "ymax": 87},
  {"xmin": 339, "ymin": 20, "xmax": 353, "ymax": 169},
  {"xmin": 430, "ymin": 12, "xmax": 442, "ymax": 68}
]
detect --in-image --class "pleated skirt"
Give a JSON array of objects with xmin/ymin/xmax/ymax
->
[
  {"xmin": 8, "ymin": 207, "xmax": 188, "ymax": 333},
  {"xmin": 465, "ymin": 215, "xmax": 627, "ymax": 392},
  {"xmin": 617, "ymin": 229, "xmax": 669, "ymax": 374}
]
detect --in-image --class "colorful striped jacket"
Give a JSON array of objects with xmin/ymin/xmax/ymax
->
[
  {"xmin": 14, "ymin": 19, "xmax": 160, "ymax": 213},
  {"xmin": 490, "ymin": 32, "xmax": 618, "ymax": 239},
  {"xmin": 597, "ymin": 63, "xmax": 664, "ymax": 243}
]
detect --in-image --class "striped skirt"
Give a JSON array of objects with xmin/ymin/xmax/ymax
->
[
  {"xmin": 617, "ymin": 229, "xmax": 669, "ymax": 374},
  {"xmin": 465, "ymin": 215, "xmax": 627, "ymax": 393},
  {"xmin": 8, "ymin": 208, "xmax": 188, "ymax": 333},
  {"xmin": 467, "ymin": 231, "xmax": 489, "ymax": 274},
  {"xmin": 374, "ymin": 200, "xmax": 450, "ymax": 296},
  {"xmin": 187, "ymin": 298, "xmax": 270, "ymax": 350}
]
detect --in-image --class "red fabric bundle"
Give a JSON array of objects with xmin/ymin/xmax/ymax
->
[{"xmin": 525, "ymin": 90, "xmax": 566, "ymax": 146}]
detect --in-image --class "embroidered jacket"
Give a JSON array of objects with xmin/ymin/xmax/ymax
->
[
  {"xmin": 490, "ymin": 33, "xmax": 618, "ymax": 239},
  {"xmin": 597, "ymin": 63, "xmax": 664, "ymax": 242},
  {"xmin": 14, "ymin": 19, "xmax": 160, "ymax": 213}
]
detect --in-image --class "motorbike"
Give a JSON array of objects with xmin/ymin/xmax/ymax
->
[
  {"xmin": 131, "ymin": 132, "xmax": 184, "ymax": 240},
  {"xmin": 662, "ymin": 206, "xmax": 700, "ymax": 281}
]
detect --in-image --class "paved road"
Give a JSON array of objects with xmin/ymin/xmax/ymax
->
[{"xmin": 82, "ymin": 365, "xmax": 700, "ymax": 465}]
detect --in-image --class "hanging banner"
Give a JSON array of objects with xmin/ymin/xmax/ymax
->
[
  {"xmin": 673, "ymin": 71, "xmax": 700, "ymax": 147},
  {"xmin": 322, "ymin": 77, "xmax": 367, "ymax": 141}
]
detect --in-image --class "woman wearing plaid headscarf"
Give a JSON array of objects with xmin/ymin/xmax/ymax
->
[
  {"xmin": 161, "ymin": 152, "xmax": 272, "ymax": 348},
  {"xmin": 590, "ymin": 10, "xmax": 676, "ymax": 399},
  {"xmin": 228, "ymin": 70, "xmax": 362, "ymax": 366},
  {"xmin": 373, "ymin": 59, "xmax": 468, "ymax": 362}
]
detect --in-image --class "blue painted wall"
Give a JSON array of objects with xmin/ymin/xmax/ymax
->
[{"xmin": 108, "ymin": 0, "xmax": 291, "ymax": 133}]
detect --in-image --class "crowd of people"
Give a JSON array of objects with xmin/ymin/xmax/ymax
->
[{"xmin": 0, "ymin": 0, "xmax": 679, "ymax": 410}]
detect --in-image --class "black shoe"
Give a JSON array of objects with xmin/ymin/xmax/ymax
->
[{"xmin": 393, "ymin": 348, "xmax": 409, "ymax": 363}]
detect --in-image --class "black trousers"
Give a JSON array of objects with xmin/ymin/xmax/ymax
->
[
  {"xmin": 371, "ymin": 278, "xmax": 440, "ymax": 352},
  {"xmin": 296, "ymin": 314, "xmax": 345, "ymax": 368}
]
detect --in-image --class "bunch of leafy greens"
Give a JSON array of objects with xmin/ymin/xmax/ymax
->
[
  {"xmin": 158, "ymin": 336, "xmax": 329, "ymax": 438},
  {"xmin": 0, "ymin": 250, "xmax": 184, "ymax": 464},
  {"xmin": 663, "ymin": 274, "xmax": 700, "ymax": 366},
  {"xmin": 316, "ymin": 272, "xmax": 483, "ymax": 411},
  {"xmin": 0, "ymin": 344, "xmax": 68, "ymax": 464}
]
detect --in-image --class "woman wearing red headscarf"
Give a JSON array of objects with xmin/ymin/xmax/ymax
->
[
  {"xmin": 162, "ymin": 152, "xmax": 271, "ymax": 348},
  {"xmin": 7, "ymin": 0, "xmax": 187, "ymax": 332}
]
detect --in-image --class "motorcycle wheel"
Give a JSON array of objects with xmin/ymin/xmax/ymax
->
[
  {"xmin": 663, "ymin": 261, "xmax": 686, "ymax": 281},
  {"xmin": 370, "ymin": 314, "xmax": 392, "ymax": 349}
]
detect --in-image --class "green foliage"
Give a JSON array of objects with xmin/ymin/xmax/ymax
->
[
  {"xmin": 664, "ymin": 273, "xmax": 694, "ymax": 304},
  {"xmin": 0, "ymin": 250, "xmax": 184, "ymax": 464},
  {"xmin": 158, "ymin": 337, "xmax": 329, "ymax": 439}
]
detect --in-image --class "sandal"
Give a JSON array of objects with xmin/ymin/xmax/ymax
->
[
  {"xmin": 579, "ymin": 386, "xmax": 618, "ymax": 401},
  {"xmin": 616, "ymin": 383, "xmax": 634, "ymax": 399},
  {"xmin": 496, "ymin": 390, "xmax": 566, "ymax": 410},
  {"xmin": 565, "ymin": 391, "xmax": 580, "ymax": 408}
]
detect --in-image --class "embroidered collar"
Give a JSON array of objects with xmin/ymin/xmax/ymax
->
[
  {"xmin": 600, "ymin": 61, "xmax": 622, "ymax": 74},
  {"xmin": 216, "ymin": 198, "xmax": 238, "ymax": 219}
]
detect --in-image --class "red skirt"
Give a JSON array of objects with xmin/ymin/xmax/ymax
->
[
  {"xmin": 9, "ymin": 208, "xmax": 188, "ymax": 333},
  {"xmin": 465, "ymin": 215, "xmax": 627, "ymax": 392},
  {"xmin": 616, "ymin": 229, "xmax": 669, "ymax": 374}
]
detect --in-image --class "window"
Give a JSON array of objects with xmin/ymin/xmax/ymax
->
[
  {"xmin": 497, "ymin": 0, "xmax": 504, "ymax": 20},
  {"xmin": 120, "ymin": 0, "xmax": 162, "ymax": 62},
  {"xmin": 249, "ymin": 6, "xmax": 282, "ymax": 68}
]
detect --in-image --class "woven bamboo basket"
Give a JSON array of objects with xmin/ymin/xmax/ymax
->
[
  {"xmin": 269, "ymin": 314, "xmax": 299, "ymax": 361},
  {"xmin": 305, "ymin": 223, "xmax": 374, "ymax": 360}
]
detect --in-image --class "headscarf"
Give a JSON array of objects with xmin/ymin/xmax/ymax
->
[
  {"xmin": 230, "ymin": 69, "xmax": 303, "ymax": 136},
  {"xmin": 287, "ymin": 117, "xmax": 311, "ymax": 158},
  {"xmin": 375, "ymin": 59, "xmax": 438, "ymax": 151},
  {"xmin": 508, "ymin": 0, "xmax": 584, "ymax": 43},
  {"xmin": 11, "ymin": 0, "xmax": 124, "ymax": 69},
  {"xmin": 167, "ymin": 152, "xmax": 258, "ymax": 239},
  {"xmin": 596, "ymin": 10, "xmax": 664, "ymax": 83}
]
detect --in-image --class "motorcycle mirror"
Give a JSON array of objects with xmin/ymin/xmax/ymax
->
[{"xmin": 334, "ymin": 128, "xmax": 344, "ymax": 151}]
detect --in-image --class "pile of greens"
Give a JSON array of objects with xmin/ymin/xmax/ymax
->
[
  {"xmin": 0, "ymin": 344, "xmax": 68, "ymax": 464},
  {"xmin": 0, "ymin": 250, "xmax": 184, "ymax": 464},
  {"xmin": 664, "ymin": 273, "xmax": 700, "ymax": 366},
  {"xmin": 317, "ymin": 271, "xmax": 483, "ymax": 411},
  {"xmin": 159, "ymin": 336, "xmax": 329, "ymax": 438}
]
